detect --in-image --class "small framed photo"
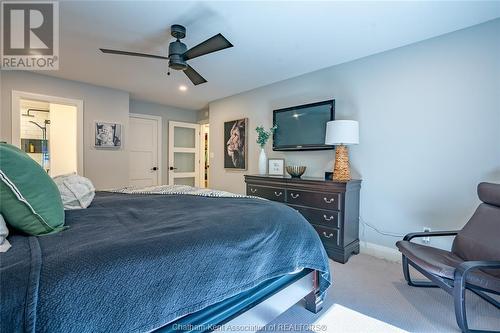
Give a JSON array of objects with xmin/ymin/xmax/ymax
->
[
  {"xmin": 95, "ymin": 122, "xmax": 122, "ymax": 148},
  {"xmin": 268, "ymin": 158, "xmax": 285, "ymax": 176}
]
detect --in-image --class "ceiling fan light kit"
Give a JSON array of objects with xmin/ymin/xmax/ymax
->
[{"xmin": 99, "ymin": 24, "xmax": 233, "ymax": 86}]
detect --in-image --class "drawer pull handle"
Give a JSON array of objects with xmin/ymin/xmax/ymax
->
[
  {"xmin": 250, "ymin": 188, "xmax": 258, "ymax": 193},
  {"xmin": 274, "ymin": 191, "xmax": 282, "ymax": 197},
  {"xmin": 323, "ymin": 197, "xmax": 335, "ymax": 204},
  {"xmin": 323, "ymin": 214, "xmax": 334, "ymax": 221},
  {"xmin": 291, "ymin": 193, "xmax": 300, "ymax": 199},
  {"xmin": 323, "ymin": 232, "xmax": 334, "ymax": 239}
]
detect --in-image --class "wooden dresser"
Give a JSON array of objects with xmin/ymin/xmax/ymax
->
[{"xmin": 244, "ymin": 175, "xmax": 361, "ymax": 263}]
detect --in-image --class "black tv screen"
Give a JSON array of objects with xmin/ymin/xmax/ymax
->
[{"xmin": 273, "ymin": 99, "xmax": 335, "ymax": 151}]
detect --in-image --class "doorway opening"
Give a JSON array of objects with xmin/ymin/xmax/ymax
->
[
  {"xmin": 199, "ymin": 124, "xmax": 210, "ymax": 188},
  {"xmin": 11, "ymin": 91, "xmax": 84, "ymax": 177},
  {"xmin": 19, "ymin": 99, "xmax": 78, "ymax": 177}
]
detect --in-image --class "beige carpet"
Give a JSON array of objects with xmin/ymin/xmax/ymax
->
[{"xmin": 261, "ymin": 254, "xmax": 500, "ymax": 333}]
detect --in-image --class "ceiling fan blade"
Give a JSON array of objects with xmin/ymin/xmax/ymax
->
[
  {"xmin": 182, "ymin": 33, "xmax": 233, "ymax": 61},
  {"xmin": 99, "ymin": 48, "xmax": 169, "ymax": 60},
  {"xmin": 183, "ymin": 65, "xmax": 207, "ymax": 85}
]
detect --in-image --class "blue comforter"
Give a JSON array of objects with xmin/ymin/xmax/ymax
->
[{"xmin": 0, "ymin": 192, "xmax": 331, "ymax": 333}]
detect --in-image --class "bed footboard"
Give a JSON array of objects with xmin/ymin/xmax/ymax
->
[{"xmin": 304, "ymin": 270, "xmax": 324, "ymax": 313}]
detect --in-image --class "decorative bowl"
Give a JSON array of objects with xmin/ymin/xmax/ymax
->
[{"xmin": 286, "ymin": 166, "xmax": 306, "ymax": 178}]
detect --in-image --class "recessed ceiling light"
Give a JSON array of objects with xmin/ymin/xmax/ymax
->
[{"xmin": 179, "ymin": 85, "xmax": 187, "ymax": 91}]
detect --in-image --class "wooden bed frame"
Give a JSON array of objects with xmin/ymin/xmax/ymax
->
[
  {"xmin": 222, "ymin": 270, "xmax": 323, "ymax": 329},
  {"xmin": 157, "ymin": 269, "xmax": 324, "ymax": 332}
]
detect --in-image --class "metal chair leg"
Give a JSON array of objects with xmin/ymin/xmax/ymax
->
[
  {"xmin": 453, "ymin": 261, "xmax": 500, "ymax": 333},
  {"xmin": 401, "ymin": 254, "xmax": 500, "ymax": 332},
  {"xmin": 454, "ymin": 279, "xmax": 469, "ymax": 332},
  {"xmin": 453, "ymin": 286, "xmax": 500, "ymax": 333},
  {"xmin": 402, "ymin": 255, "xmax": 439, "ymax": 288},
  {"xmin": 402, "ymin": 255, "xmax": 411, "ymax": 283}
]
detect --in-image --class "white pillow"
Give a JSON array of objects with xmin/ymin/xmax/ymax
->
[
  {"xmin": 0, "ymin": 214, "xmax": 11, "ymax": 252},
  {"xmin": 53, "ymin": 173, "xmax": 95, "ymax": 210}
]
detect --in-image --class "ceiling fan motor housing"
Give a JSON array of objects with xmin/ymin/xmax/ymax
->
[
  {"xmin": 168, "ymin": 40, "xmax": 188, "ymax": 70},
  {"xmin": 170, "ymin": 24, "xmax": 186, "ymax": 39}
]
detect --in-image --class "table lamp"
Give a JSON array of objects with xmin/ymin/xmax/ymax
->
[{"xmin": 325, "ymin": 120, "xmax": 359, "ymax": 182}]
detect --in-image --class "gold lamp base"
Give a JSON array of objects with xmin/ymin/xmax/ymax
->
[{"xmin": 333, "ymin": 144, "xmax": 351, "ymax": 182}]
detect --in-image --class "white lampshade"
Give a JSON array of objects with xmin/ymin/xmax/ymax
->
[{"xmin": 325, "ymin": 120, "xmax": 359, "ymax": 145}]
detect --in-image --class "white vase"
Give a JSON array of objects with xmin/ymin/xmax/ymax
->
[{"xmin": 258, "ymin": 148, "xmax": 267, "ymax": 175}]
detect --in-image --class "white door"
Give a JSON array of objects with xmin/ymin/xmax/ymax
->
[
  {"xmin": 168, "ymin": 121, "xmax": 200, "ymax": 186},
  {"xmin": 129, "ymin": 115, "xmax": 161, "ymax": 187},
  {"xmin": 49, "ymin": 103, "xmax": 78, "ymax": 177}
]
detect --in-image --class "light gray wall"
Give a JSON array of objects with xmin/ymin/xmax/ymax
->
[
  {"xmin": 129, "ymin": 99, "xmax": 198, "ymax": 184},
  {"xmin": 209, "ymin": 19, "xmax": 500, "ymax": 249},
  {"xmin": 197, "ymin": 108, "xmax": 209, "ymax": 123},
  {"xmin": 1, "ymin": 71, "xmax": 130, "ymax": 190}
]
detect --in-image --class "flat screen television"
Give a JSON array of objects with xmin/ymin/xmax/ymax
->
[{"xmin": 273, "ymin": 99, "xmax": 335, "ymax": 151}]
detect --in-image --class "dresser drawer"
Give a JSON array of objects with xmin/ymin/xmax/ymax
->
[
  {"xmin": 286, "ymin": 190, "xmax": 341, "ymax": 210},
  {"xmin": 291, "ymin": 205, "xmax": 341, "ymax": 229},
  {"xmin": 313, "ymin": 225, "xmax": 340, "ymax": 247},
  {"xmin": 247, "ymin": 185, "xmax": 285, "ymax": 202}
]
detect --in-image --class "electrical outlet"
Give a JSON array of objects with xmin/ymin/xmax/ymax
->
[{"xmin": 422, "ymin": 227, "xmax": 431, "ymax": 244}]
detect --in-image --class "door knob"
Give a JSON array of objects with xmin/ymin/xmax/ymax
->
[
  {"xmin": 169, "ymin": 166, "xmax": 178, "ymax": 171},
  {"xmin": 151, "ymin": 167, "xmax": 158, "ymax": 171}
]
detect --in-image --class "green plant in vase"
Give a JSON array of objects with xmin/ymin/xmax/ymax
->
[{"xmin": 255, "ymin": 125, "xmax": 277, "ymax": 174}]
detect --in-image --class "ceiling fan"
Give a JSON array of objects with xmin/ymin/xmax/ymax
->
[{"xmin": 100, "ymin": 24, "xmax": 233, "ymax": 86}]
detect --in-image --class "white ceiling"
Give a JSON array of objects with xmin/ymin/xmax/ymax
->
[{"xmin": 38, "ymin": 1, "xmax": 500, "ymax": 110}]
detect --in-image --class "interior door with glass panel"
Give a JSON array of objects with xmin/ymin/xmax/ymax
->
[{"xmin": 168, "ymin": 121, "xmax": 200, "ymax": 186}]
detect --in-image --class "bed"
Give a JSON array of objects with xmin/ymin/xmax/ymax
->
[{"xmin": 0, "ymin": 191, "xmax": 331, "ymax": 333}]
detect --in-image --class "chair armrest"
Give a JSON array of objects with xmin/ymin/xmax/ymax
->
[
  {"xmin": 455, "ymin": 261, "xmax": 500, "ymax": 276},
  {"xmin": 454, "ymin": 260, "xmax": 500, "ymax": 287},
  {"xmin": 403, "ymin": 230, "xmax": 459, "ymax": 241}
]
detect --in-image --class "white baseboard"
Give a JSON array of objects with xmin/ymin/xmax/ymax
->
[{"xmin": 359, "ymin": 241, "xmax": 401, "ymax": 263}]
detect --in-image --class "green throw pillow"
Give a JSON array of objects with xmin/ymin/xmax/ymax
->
[{"xmin": 0, "ymin": 142, "xmax": 65, "ymax": 235}]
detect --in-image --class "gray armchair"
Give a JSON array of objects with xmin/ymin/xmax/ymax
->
[{"xmin": 396, "ymin": 182, "xmax": 500, "ymax": 333}]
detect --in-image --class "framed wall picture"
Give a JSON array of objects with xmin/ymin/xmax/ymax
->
[
  {"xmin": 268, "ymin": 158, "xmax": 285, "ymax": 175},
  {"xmin": 95, "ymin": 122, "xmax": 122, "ymax": 148},
  {"xmin": 224, "ymin": 118, "xmax": 248, "ymax": 170}
]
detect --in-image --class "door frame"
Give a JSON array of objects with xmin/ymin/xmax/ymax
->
[
  {"xmin": 168, "ymin": 121, "xmax": 200, "ymax": 186},
  {"xmin": 129, "ymin": 113, "xmax": 162, "ymax": 185},
  {"xmin": 11, "ymin": 90, "xmax": 84, "ymax": 175}
]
